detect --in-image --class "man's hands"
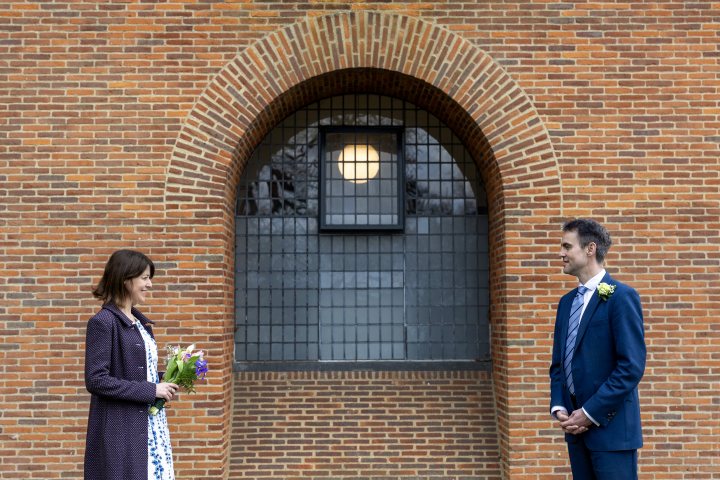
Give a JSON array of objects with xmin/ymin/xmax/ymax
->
[{"xmin": 556, "ymin": 409, "xmax": 592, "ymax": 435}]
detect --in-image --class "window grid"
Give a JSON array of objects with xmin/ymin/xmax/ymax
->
[
  {"xmin": 235, "ymin": 94, "xmax": 489, "ymax": 365},
  {"xmin": 320, "ymin": 127, "xmax": 404, "ymax": 229}
]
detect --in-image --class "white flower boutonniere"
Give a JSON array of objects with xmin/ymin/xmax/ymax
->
[{"xmin": 597, "ymin": 282, "xmax": 616, "ymax": 301}]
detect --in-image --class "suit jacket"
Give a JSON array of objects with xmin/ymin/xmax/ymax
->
[
  {"xmin": 550, "ymin": 272, "xmax": 646, "ymax": 451},
  {"xmin": 84, "ymin": 304, "xmax": 159, "ymax": 480}
]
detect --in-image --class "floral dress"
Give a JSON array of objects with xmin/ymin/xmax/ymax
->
[{"xmin": 136, "ymin": 321, "xmax": 175, "ymax": 480}]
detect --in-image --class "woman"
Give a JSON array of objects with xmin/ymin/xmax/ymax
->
[{"xmin": 84, "ymin": 249, "xmax": 178, "ymax": 480}]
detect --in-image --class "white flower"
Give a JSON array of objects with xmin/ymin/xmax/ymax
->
[{"xmin": 597, "ymin": 282, "xmax": 616, "ymax": 301}]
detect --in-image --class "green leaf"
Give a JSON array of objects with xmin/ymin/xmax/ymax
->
[
  {"xmin": 163, "ymin": 358, "xmax": 178, "ymax": 383},
  {"xmin": 172, "ymin": 357, "xmax": 202, "ymax": 393}
]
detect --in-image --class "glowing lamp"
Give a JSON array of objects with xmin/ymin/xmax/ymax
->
[{"xmin": 338, "ymin": 144, "xmax": 379, "ymax": 184}]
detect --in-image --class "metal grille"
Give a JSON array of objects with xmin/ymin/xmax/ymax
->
[
  {"xmin": 235, "ymin": 94, "xmax": 489, "ymax": 366},
  {"xmin": 320, "ymin": 127, "xmax": 404, "ymax": 230}
]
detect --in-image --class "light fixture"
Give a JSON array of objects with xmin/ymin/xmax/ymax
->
[
  {"xmin": 320, "ymin": 126, "xmax": 404, "ymax": 230},
  {"xmin": 338, "ymin": 144, "xmax": 379, "ymax": 184}
]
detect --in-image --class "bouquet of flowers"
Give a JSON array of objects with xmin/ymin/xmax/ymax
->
[{"xmin": 149, "ymin": 344, "xmax": 209, "ymax": 416}]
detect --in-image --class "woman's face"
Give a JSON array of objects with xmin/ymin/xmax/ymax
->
[{"xmin": 125, "ymin": 266, "xmax": 152, "ymax": 307}]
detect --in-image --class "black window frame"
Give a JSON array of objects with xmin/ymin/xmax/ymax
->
[{"xmin": 319, "ymin": 126, "xmax": 405, "ymax": 232}]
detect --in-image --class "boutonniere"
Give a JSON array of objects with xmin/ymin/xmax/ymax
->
[{"xmin": 597, "ymin": 282, "xmax": 616, "ymax": 301}]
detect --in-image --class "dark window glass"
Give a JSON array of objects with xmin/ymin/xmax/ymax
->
[
  {"xmin": 235, "ymin": 95, "xmax": 489, "ymax": 366},
  {"xmin": 320, "ymin": 127, "xmax": 404, "ymax": 230}
]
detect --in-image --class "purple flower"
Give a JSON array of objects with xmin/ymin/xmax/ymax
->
[{"xmin": 195, "ymin": 358, "xmax": 209, "ymax": 380}]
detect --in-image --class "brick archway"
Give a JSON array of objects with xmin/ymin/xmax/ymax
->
[{"xmin": 164, "ymin": 11, "xmax": 561, "ymax": 478}]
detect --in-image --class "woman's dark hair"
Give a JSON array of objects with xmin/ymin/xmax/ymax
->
[
  {"xmin": 563, "ymin": 218, "xmax": 612, "ymax": 263},
  {"xmin": 92, "ymin": 250, "xmax": 155, "ymax": 305}
]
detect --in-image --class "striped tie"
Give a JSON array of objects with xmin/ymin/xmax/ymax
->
[{"xmin": 564, "ymin": 285, "xmax": 588, "ymax": 395}]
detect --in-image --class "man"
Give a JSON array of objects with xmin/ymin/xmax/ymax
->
[{"xmin": 549, "ymin": 218, "xmax": 646, "ymax": 479}]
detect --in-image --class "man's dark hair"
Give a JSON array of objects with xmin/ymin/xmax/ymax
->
[
  {"xmin": 92, "ymin": 249, "xmax": 155, "ymax": 305},
  {"xmin": 563, "ymin": 218, "xmax": 612, "ymax": 263}
]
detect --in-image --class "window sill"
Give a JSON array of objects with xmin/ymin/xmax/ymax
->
[{"xmin": 233, "ymin": 359, "xmax": 491, "ymax": 372}]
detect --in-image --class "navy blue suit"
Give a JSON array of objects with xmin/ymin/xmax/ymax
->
[{"xmin": 550, "ymin": 273, "xmax": 646, "ymax": 473}]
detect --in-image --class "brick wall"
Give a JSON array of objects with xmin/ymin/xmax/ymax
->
[
  {"xmin": 230, "ymin": 371, "xmax": 501, "ymax": 479},
  {"xmin": 1, "ymin": 1, "xmax": 718, "ymax": 479}
]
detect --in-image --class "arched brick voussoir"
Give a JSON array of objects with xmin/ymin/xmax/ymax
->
[{"xmin": 164, "ymin": 11, "xmax": 561, "ymax": 217}]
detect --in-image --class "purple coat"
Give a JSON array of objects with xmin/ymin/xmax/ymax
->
[{"xmin": 84, "ymin": 304, "xmax": 159, "ymax": 480}]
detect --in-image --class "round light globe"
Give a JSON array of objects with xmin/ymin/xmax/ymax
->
[{"xmin": 338, "ymin": 144, "xmax": 379, "ymax": 183}]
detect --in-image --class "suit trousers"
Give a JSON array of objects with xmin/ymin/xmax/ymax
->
[{"xmin": 567, "ymin": 438, "xmax": 638, "ymax": 480}]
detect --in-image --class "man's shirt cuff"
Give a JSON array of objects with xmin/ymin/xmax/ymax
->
[
  {"xmin": 551, "ymin": 405, "xmax": 567, "ymax": 419},
  {"xmin": 582, "ymin": 407, "xmax": 600, "ymax": 426}
]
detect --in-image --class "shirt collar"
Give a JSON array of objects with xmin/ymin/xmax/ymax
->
[{"xmin": 581, "ymin": 269, "xmax": 606, "ymax": 292}]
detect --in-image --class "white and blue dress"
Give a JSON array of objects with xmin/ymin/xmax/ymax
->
[{"xmin": 137, "ymin": 321, "xmax": 175, "ymax": 480}]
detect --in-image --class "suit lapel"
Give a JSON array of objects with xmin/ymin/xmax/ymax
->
[{"xmin": 574, "ymin": 273, "xmax": 612, "ymax": 350}]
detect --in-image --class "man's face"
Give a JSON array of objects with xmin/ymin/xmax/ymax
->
[{"xmin": 560, "ymin": 229, "xmax": 589, "ymax": 278}]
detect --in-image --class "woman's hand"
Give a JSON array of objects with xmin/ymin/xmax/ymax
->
[{"xmin": 156, "ymin": 382, "xmax": 179, "ymax": 401}]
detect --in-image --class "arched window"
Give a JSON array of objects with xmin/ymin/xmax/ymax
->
[{"xmin": 235, "ymin": 95, "xmax": 489, "ymax": 369}]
